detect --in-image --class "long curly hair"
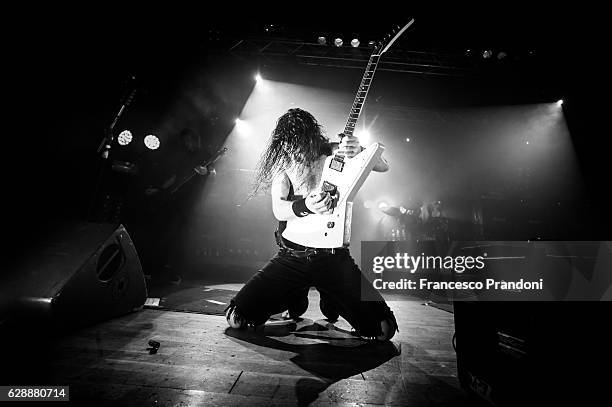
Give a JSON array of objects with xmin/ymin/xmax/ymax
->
[{"xmin": 251, "ymin": 108, "xmax": 329, "ymax": 196}]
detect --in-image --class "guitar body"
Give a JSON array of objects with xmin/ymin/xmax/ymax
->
[{"xmin": 282, "ymin": 142, "xmax": 384, "ymax": 248}]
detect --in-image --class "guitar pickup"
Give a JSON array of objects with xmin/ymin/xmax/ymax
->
[{"xmin": 329, "ymin": 156, "xmax": 344, "ymax": 172}]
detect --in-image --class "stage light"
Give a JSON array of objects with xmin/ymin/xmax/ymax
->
[
  {"xmin": 355, "ymin": 129, "xmax": 370, "ymax": 144},
  {"xmin": 317, "ymin": 36, "xmax": 326, "ymax": 45},
  {"xmin": 482, "ymin": 49, "xmax": 493, "ymax": 59},
  {"xmin": 351, "ymin": 38, "xmax": 360, "ymax": 47},
  {"xmin": 117, "ymin": 130, "xmax": 132, "ymax": 146},
  {"xmin": 334, "ymin": 38, "xmax": 343, "ymax": 47},
  {"xmin": 378, "ymin": 201, "xmax": 389, "ymax": 209},
  {"xmin": 525, "ymin": 140, "xmax": 530, "ymax": 145},
  {"xmin": 406, "ymin": 137, "xmax": 410, "ymax": 143},
  {"xmin": 368, "ymin": 40, "xmax": 376, "ymax": 47},
  {"xmin": 255, "ymin": 73, "xmax": 262, "ymax": 82},
  {"xmin": 556, "ymin": 99, "xmax": 564, "ymax": 106},
  {"xmin": 235, "ymin": 118, "xmax": 250, "ymax": 135},
  {"xmin": 144, "ymin": 134, "xmax": 160, "ymax": 150}
]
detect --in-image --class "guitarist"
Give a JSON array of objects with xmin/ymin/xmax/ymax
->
[{"xmin": 226, "ymin": 108, "xmax": 398, "ymax": 341}]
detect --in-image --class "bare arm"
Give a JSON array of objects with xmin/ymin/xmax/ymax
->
[
  {"xmin": 271, "ymin": 171, "xmax": 333, "ymax": 221},
  {"xmin": 271, "ymin": 172, "xmax": 298, "ymax": 221}
]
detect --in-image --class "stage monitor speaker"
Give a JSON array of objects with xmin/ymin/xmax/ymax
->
[
  {"xmin": 454, "ymin": 300, "xmax": 608, "ymax": 406},
  {"xmin": 3, "ymin": 221, "xmax": 147, "ymax": 326}
]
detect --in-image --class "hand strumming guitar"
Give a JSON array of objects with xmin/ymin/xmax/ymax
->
[{"xmin": 305, "ymin": 191, "xmax": 333, "ymax": 215}]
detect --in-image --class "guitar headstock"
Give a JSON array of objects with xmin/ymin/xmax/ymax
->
[{"xmin": 373, "ymin": 18, "xmax": 415, "ymax": 56}]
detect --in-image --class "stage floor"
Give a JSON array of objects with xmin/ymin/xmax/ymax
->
[{"xmin": 6, "ymin": 288, "xmax": 468, "ymax": 406}]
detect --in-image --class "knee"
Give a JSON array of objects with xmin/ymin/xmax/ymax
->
[
  {"xmin": 376, "ymin": 319, "xmax": 396, "ymax": 341},
  {"xmin": 225, "ymin": 306, "xmax": 247, "ymax": 329}
]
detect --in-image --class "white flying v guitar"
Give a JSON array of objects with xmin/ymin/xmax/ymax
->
[{"xmin": 282, "ymin": 19, "xmax": 415, "ymax": 248}]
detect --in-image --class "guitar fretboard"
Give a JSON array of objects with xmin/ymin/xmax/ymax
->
[{"xmin": 343, "ymin": 54, "xmax": 381, "ymax": 137}]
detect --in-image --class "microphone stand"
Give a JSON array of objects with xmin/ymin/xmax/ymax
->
[
  {"xmin": 87, "ymin": 77, "xmax": 137, "ymax": 222},
  {"xmin": 97, "ymin": 79, "xmax": 137, "ymax": 159}
]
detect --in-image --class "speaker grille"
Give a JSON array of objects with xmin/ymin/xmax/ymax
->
[{"xmin": 97, "ymin": 241, "xmax": 124, "ymax": 282}]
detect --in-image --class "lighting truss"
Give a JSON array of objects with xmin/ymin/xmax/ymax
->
[{"xmin": 227, "ymin": 39, "xmax": 477, "ymax": 77}]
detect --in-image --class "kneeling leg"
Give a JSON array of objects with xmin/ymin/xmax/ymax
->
[{"xmin": 225, "ymin": 254, "xmax": 311, "ymax": 329}]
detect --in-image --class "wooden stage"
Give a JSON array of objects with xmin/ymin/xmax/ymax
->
[{"xmin": 4, "ymin": 287, "xmax": 468, "ymax": 406}]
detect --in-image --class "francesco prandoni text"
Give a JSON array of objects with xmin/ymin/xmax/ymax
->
[
  {"xmin": 371, "ymin": 253, "xmax": 544, "ymax": 291},
  {"xmin": 373, "ymin": 278, "xmax": 544, "ymax": 291}
]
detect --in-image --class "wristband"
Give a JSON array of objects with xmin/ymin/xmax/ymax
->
[{"xmin": 292, "ymin": 198, "xmax": 314, "ymax": 217}]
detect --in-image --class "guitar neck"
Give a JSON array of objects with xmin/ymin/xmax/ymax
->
[{"xmin": 342, "ymin": 53, "xmax": 381, "ymax": 137}]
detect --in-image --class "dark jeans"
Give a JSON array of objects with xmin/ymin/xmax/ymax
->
[{"xmin": 229, "ymin": 248, "xmax": 397, "ymax": 337}]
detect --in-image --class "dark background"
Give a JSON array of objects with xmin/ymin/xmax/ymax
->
[{"xmin": 4, "ymin": 11, "xmax": 610, "ymax": 271}]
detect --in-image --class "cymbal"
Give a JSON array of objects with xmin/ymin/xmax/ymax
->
[
  {"xmin": 111, "ymin": 160, "xmax": 138, "ymax": 174},
  {"xmin": 380, "ymin": 206, "xmax": 402, "ymax": 217}
]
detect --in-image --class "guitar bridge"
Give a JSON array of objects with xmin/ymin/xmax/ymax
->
[
  {"xmin": 322, "ymin": 181, "xmax": 338, "ymax": 210},
  {"xmin": 322, "ymin": 181, "xmax": 337, "ymax": 195}
]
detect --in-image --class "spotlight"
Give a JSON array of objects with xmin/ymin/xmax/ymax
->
[
  {"xmin": 235, "ymin": 118, "xmax": 249, "ymax": 135},
  {"xmin": 482, "ymin": 49, "xmax": 493, "ymax": 59},
  {"xmin": 354, "ymin": 129, "xmax": 370, "ymax": 144},
  {"xmin": 317, "ymin": 36, "xmax": 326, "ymax": 45},
  {"xmin": 117, "ymin": 130, "xmax": 133, "ymax": 146},
  {"xmin": 405, "ymin": 137, "xmax": 410, "ymax": 143},
  {"xmin": 351, "ymin": 38, "xmax": 360, "ymax": 47},
  {"xmin": 144, "ymin": 134, "xmax": 160, "ymax": 150},
  {"xmin": 556, "ymin": 99, "xmax": 564, "ymax": 106},
  {"xmin": 378, "ymin": 201, "xmax": 389, "ymax": 210},
  {"xmin": 334, "ymin": 38, "xmax": 343, "ymax": 47},
  {"xmin": 255, "ymin": 73, "xmax": 262, "ymax": 82}
]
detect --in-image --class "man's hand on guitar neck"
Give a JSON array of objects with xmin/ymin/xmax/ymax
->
[
  {"xmin": 337, "ymin": 133, "xmax": 389, "ymax": 172},
  {"xmin": 337, "ymin": 134, "xmax": 361, "ymax": 158}
]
